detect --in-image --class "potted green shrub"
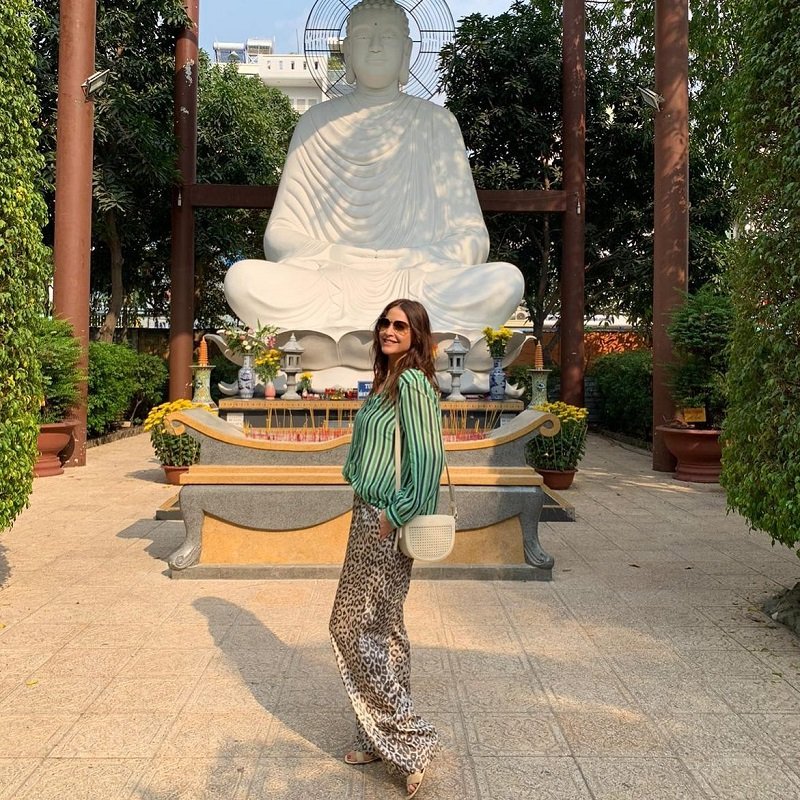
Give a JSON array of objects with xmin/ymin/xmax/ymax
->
[
  {"xmin": 144, "ymin": 399, "xmax": 205, "ymax": 484},
  {"xmin": 526, "ymin": 401, "xmax": 588, "ymax": 489},
  {"xmin": 34, "ymin": 317, "xmax": 82, "ymax": 476},
  {"xmin": 656, "ymin": 286, "xmax": 732, "ymax": 482}
]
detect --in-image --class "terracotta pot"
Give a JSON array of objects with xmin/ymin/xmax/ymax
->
[
  {"xmin": 656, "ymin": 425, "xmax": 722, "ymax": 483},
  {"xmin": 162, "ymin": 465, "xmax": 190, "ymax": 485},
  {"xmin": 535, "ymin": 467, "xmax": 576, "ymax": 490},
  {"xmin": 35, "ymin": 422, "xmax": 75, "ymax": 477}
]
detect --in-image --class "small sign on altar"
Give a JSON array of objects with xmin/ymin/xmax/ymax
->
[{"xmin": 358, "ymin": 381, "xmax": 373, "ymax": 399}]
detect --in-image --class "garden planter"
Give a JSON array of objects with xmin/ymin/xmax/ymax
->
[
  {"xmin": 656, "ymin": 425, "xmax": 722, "ymax": 483},
  {"xmin": 35, "ymin": 422, "xmax": 75, "ymax": 477},
  {"xmin": 535, "ymin": 468, "xmax": 576, "ymax": 490}
]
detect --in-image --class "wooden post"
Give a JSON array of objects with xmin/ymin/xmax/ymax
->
[
  {"xmin": 560, "ymin": 0, "xmax": 586, "ymax": 406},
  {"xmin": 52, "ymin": 0, "xmax": 97, "ymax": 466},
  {"xmin": 652, "ymin": 0, "xmax": 689, "ymax": 471},
  {"xmin": 169, "ymin": 0, "xmax": 200, "ymax": 400}
]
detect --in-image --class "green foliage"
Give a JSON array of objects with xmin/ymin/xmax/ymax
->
[
  {"xmin": 209, "ymin": 353, "xmax": 239, "ymax": 403},
  {"xmin": 506, "ymin": 365, "xmax": 532, "ymax": 406},
  {"xmin": 0, "ymin": 0, "xmax": 50, "ymax": 530},
  {"xmin": 667, "ymin": 286, "xmax": 732, "ymax": 428},
  {"xmin": 439, "ymin": 1, "xmax": 737, "ymax": 335},
  {"xmin": 130, "ymin": 353, "xmax": 168, "ymax": 423},
  {"xmin": 31, "ymin": 18, "xmax": 298, "ymax": 331},
  {"xmin": 721, "ymin": 0, "xmax": 800, "ymax": 553},
  {"xmin": 35, "ymin": 318, "xmax": 82, "ymax": 424},
  {"xmin": 193, "ymin": 56, "xmax": 298, "ymax": 325},
  {"xmin": 87, "ymin": 342, "xmax": 139, "ymax": 437},
  {"xmin": 526, "ymin": 402, "xmax": 589, "ymax": 471},
  {"xmin": 144, "ymin": 399, "xmax": 202, "ymax": 466},
  {"xmin": 86, "ymin": 344, "xmax": 166, "ymax": 434},
  {"xmin": 32, "ymin": 0, "xmax": 189, "ymax": 339},
  {"xmin": 589, "ymin": 350, "xmax": 653, "ymax": 441},
  {"xmin": 149, "ymin": 428, "xmax": 200, "ymax": 467}
]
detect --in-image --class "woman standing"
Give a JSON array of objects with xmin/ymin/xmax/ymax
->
[{"xmin": 330, "ymin": 299, "xmax": 444, "ymax": 798}]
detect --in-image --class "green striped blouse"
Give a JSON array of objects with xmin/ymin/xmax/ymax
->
[{"xmin": 342, "ymin": 369, "xmax": 444, "ymax": 529}]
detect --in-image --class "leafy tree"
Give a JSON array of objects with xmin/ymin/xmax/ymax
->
[
  {"xmin": 721, "ymin": 0, "xmax": 800, "ymax": 554},
  {"xmin": 32, "ymin": 0, "xmax": 189, "ymax": 341},
  {"xmin": 193, "ymin": 56, "xmax": 298, "ymax": 326},
  {"xmin": 32, "ymin": 9, "xmax": 298, "ymax": 334},
  {"xmin": 0, "ymin": 0, "xmax": 50, "ymax": 530},
  {"xmin": 439, "ymin": 0, "xmax": 737, "ymax": 337}
]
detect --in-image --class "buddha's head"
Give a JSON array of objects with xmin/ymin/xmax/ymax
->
[{"xmin": 343, "ymin": 0, "xmax": 412, "ymax": 90}]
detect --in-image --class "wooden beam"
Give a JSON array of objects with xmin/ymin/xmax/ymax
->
[{"xmin": 186, "ymin": 183, "xmax": 566, "ymax": 213}]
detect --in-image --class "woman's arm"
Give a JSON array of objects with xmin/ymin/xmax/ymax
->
[{"xmin": 382, "ymin": 372, "xmax": 444, "ymax": 531}]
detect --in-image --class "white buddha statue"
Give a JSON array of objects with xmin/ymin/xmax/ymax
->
[{"xmin": 223, "ymin": 0, "xmax": 524, "ymax": 337}]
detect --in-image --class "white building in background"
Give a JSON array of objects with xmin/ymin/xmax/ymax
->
[{"xmin": 213, "ymin": 39, "xmax": 329, "ymax": 115}]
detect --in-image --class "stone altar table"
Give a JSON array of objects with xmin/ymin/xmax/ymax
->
[{"xmin": 165, "ymin": 407, "xmax": 559, "ymax": 580}]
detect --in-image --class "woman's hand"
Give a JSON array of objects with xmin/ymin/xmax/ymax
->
[{"xmin": 377, "ymin": 511, "xmax": 394, "ymax": 540}]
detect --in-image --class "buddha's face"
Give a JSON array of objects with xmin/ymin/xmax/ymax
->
[{"xmin": 344, "ymin": 8, "xmax": 412, "ymax": 90}]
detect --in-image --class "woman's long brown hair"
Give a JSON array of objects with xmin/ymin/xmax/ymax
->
[{"xmin": 371, "ymin": 299, "xmax": 438, "ymax": 405}]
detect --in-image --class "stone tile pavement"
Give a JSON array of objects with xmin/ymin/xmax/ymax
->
[{"xmin": 1, "ymin": 432, "xmax": 799, "ymax": 799}]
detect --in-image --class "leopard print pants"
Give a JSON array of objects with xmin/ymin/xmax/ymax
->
[{"xmin": 329, "ymin": 495, "xmax": 439, "ymax": 775}]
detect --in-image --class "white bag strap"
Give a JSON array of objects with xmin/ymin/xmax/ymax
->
[{"xmin": 394, "ymin": 414, "xmax": 457, "ymax": 519}]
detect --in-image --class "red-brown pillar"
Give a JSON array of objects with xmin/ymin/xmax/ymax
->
[
  {"xmin": 652, "ymin": 0, "xmax": 689, "ymax": 470},
  {"xmin": 560, "ymin": 0, "xmax": 586, "ymax": 406},
  {"xmin": 169, "ymin": 0, "xmax": 199, "ymax": 400},
  {"xmin": 52, "ymin": 0, "xmax": 97, "ymax": 466}
]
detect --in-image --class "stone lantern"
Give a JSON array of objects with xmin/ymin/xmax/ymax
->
[
  {"xmin": 445, "ymin": 336, "xmax": 469, "ymax": 402},
  {"xmin": 280, "ymin": 334, "xmax": 304, "ymax": 400}
]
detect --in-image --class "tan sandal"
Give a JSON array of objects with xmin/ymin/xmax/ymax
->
[
  {"xmin": 406, "ymin": 770, "xmax": 425, "ymax": 798},
  {"xmin": 344, "ymin": 750, "xmax": 380, "ymax": 765}
]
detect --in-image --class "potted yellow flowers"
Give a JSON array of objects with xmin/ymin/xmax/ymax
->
[
  {"xmin": 526, "ymin": 401, "xmax": 588, "ymax": 489},
  {"xmin": 254, "ymin": 347, "xmax": 282, "ymax": 399},
  {"xmin": 144, "ymin": 399, "xmax": 206, "ymax": 484},
  {"xmin": 483, "ymin": 326, "xmax": 514, "ymax": 401}
]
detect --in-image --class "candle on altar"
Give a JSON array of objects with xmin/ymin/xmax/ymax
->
[
  {"xmin": 534, "ymin": 342, "xmax": 544, "ymax": 370},
  {"xmin": 198, "ymin": 337, "xmax": 208, "ymax": 366}
]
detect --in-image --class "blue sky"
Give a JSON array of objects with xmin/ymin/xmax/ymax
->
[{"xmin": 199, "ymin": 0, "xmax": 514, "ymax": 55}]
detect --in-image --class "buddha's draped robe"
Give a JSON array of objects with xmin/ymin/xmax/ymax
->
[{"xmin": 224, "ymin": 92, "xmax": 524, "ymax": 334}]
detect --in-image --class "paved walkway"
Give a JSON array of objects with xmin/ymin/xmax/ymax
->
[{"xmin": 1, "ymin": 432, "xmax": 799, "ymax": 799}]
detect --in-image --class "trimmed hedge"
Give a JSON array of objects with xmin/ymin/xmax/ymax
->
[
  {"xmin": 722, "ymin": 0, "xmax": 800, "ymax": 554},
  {"xmin": 87, "ymin": 343, "xmax": 168, "ymax": 436},
  {"xmin": 88, "ymin": 342, "xmax": 139, "ymax": 437},
  {"xmin": 589, "ymin": 350, "xmax": 653, "ymax": 442},
  {"xmin": 0, "ymin": 1, "xmax": 50, "ymax": 530},
  {"xmin": 36, "ymin": 318, "xmax": 82, "ymax": 424}
]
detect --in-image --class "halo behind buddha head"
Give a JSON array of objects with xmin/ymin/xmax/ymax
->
[
  {"xmin": 343, "ymin": 0, "xmax": 412, "ymax": 85},
  {"xmin": 346, "ymin": 0, "xmax": 410, "ymax": 38},
  {"xmin": 304, "ymin": 0, "xmax": 455, "ymax": 100}
]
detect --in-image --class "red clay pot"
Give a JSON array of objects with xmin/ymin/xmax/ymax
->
[
  {"xmin": 35, "ymin": 422, "xmax": 75, "ymax": 477},
  {"xmin": 656, "ymin": 425, "xmax": 722, "ymax": 483},
  {"xmin": 535, "ymin": 468, "xmax": 577, "ymax": 490}
]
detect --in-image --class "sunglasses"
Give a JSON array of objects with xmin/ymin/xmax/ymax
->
[{"xmin": 376, "ymin": 316, "xmax": 410, "ymax": 334}]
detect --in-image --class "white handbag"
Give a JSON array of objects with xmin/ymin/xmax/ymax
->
[{"xmin": 392, "ymin": 417, "xmax": 457, "ymax": 561}]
